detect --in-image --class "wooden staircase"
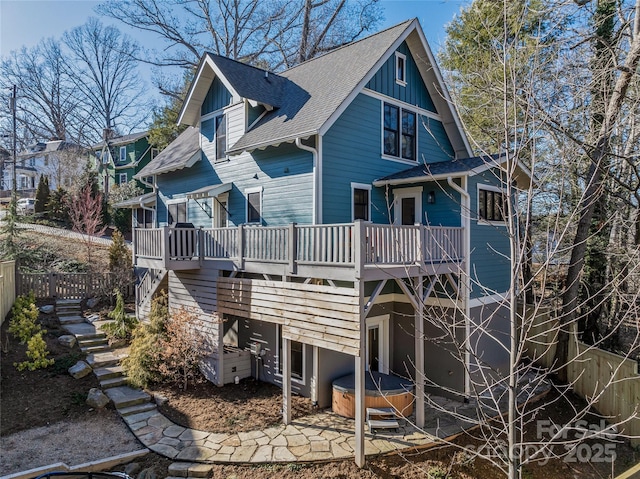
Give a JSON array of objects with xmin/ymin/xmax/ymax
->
[{"xmin": 136, "ymin": 268, "xmax": 167, "ymax": 321}]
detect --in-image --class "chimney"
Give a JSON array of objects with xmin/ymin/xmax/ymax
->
[{"xmin": 103, "ymin": 128, "xmax": 114, "ymax": 141}]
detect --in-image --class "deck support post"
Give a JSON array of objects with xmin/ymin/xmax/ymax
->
[
  {"xmin": 415, "ymin": 275, "xmax": 425, "ymax": 429},
  {"xmin": 355, "ymin": 271, "xmax": 366, "ymax": 467},
  {"xmin": 282, "ymin": 336, "xmax": 292, "ymax": 425},
  {"xmin": 311, "ymin": 346, "xmax": 319, "ymax": 406}
]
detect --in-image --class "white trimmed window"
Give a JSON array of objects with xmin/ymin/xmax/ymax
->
[
  {"xmin": 383, "ymin": 102, "xmax": 416, "ymax": 162},
  {"xmin": 478, "ymin": 186, "xmax": 507, "ymax": 223},
  {"xmin": 276, "ymin": 324, "xmax": 305, "ymax": 383},
  {"xmin": 351, "ymin": 183, "xmax": 371, "ymax": 221},
  {"xmin": 119, "ymin": 146, "xmax": 127, "ymax": 162},
  {"xmin": 215, "ymin": 114, "xmax": 227, "ymax": 162},
  {"xmin": 395, "ymin": 52, "xmax": 407, "ymax": 86},
  {"xmin": 245, "ymin": 186, "xmax": 262, "ymax": 224},
  {"xmin": 118, "ymin": 172, "xmax": 128, "ymax": 184},
  {"xmin": 151, "ymin": 148, "xmax": 159, "ymax": 159}
]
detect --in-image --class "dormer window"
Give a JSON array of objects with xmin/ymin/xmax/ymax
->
[
  {"xmin": 119, "ymin": 146, "xmax": 127, "ymax": 163},
  {"xmin": 395, "ymin": 52, "xmax": 406, "ymax": 86}
]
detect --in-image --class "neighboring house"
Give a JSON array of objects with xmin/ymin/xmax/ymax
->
[
  {"xmin": 90, "ymin": 130, "xmax": 156, "ymax": 197},
  {"xmin": 128, "ymin": 19, "xmax": 531, "ymax": 466},
  {"xmin": 1, "ymin": 140, "xmax": 85, "ymax": 195}
]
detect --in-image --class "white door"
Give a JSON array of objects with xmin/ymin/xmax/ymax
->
[
  {"xmin": 366, "ymin": 315, "xmax": 389, "ymax": 373},
  {"xmin": 393, "ymin": 187, "xmax": 423, "ymax": 225}
]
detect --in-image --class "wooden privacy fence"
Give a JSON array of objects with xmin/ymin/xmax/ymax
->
[
  {"xmin": 523, "ymin": 306, "xmax": 640, "ymax": 446},
  {"xmin": 0, "ymin": 261, "xmax": 16, "ymax": 324},
  {"xmin": 17, "ymin": 272, "xmax": 134, "ymax": 300}
]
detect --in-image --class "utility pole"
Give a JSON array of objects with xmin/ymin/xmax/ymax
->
[{"xmin": 11, "ymin": 85, "xmax": 17, "ymax": 201}]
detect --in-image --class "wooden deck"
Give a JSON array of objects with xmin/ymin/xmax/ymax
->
[{"xmin": 133, "ymin": 221, "xmax": 463, "ymax": 281}]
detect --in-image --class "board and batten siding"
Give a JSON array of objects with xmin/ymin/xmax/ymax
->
[
  {"xmin": 217, "ymin": 278, "xmax": 361, "ymax": 356},
  {"xmin": 201, "ymin": 76, "xmax": 233, "ymax": 116},
  {"xmin": 468, "ymin": 171, "xmax": 511, "ymax": 298},
  {"xmin": 322, "ymin": 93, "xmax": 455, "ymax": 224},
  {"xmin": 365, "ymin": 42, "xmax": 437, "ymax": 113}
]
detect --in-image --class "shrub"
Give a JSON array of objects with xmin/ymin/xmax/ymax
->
[
  {"xmin": 8, "ymin": 292, "xmax": 41, "ymax": 344},
  {"xmin": 15, "ymin": 332, "xmax": 54, "ymax": 371},
  {"xmin": 121, "ymin": 291, "xmax": 168, "ymax": 388},
  {"xmin": 101, "ymin": 290, "xmax": 138, "ymax": 341},
  {"xmin": 157, "ymin": 307, "xmax": 207, "ymax": 391}
]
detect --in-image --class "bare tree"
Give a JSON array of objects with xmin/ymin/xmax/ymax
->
[
  {"xmin": 66, "ymin": 185, "xmax": 108, "ymax": 268},
  {"xmin": 389, "ymin": 1, "xmax": 640, "ymax": 478},
  {"xmin": 63, "ymin": 18, "xmax": 147, "ymax": 138},
  {"xmin": 0, "ymin": 38, "xmax": 81, "ymax": 143},
  {"xmin": 97, "ymin": 0, "xmax": 381, "ymax": 73}
]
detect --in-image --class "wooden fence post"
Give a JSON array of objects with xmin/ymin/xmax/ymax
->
[{"xmin": 49, "ymin": 272, "xmax": 56, "ymax": 299}]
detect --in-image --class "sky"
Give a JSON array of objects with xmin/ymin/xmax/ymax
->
[{"xmin": 0, "ymin": 0, "xmax": 469, "ymax": 108}]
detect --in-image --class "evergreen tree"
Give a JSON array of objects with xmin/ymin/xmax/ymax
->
[{"xmin": 34, "ymin": 175, "xmax": 50, "ymax": 214}]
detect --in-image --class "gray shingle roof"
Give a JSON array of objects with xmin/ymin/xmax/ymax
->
[
  {"xmin": 374, "ymin": 154, "xmax": 504, "ymax": 184},
  {"xmin": 227, "ymin": 20, "xmax": 414, "ymax": 154},
  {"xmin": 208, "ymin": 54, "xmax": 287, "ymax": 108},
  {"xmin": 135, "ymin": 126, "xmax": 200, "ymax": 178},
  {"xmin": 91, "ymin": 130, "xmax": 149, "ymax": 150}
]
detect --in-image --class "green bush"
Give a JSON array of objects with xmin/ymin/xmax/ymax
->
[
  {"xmin": 121, "ymin": 291, "xmax": 168, "ymax": 388},
  {"xmin": 101, "ymin": 290, "xmax": 138, "ymax": 341},
  {"xmin": 8, "ymin": 292, "xmax": 41, "ymax": 344},
  {"xmin": 15, "ymin": 332, "xmax": 54, "ymax": 371}
]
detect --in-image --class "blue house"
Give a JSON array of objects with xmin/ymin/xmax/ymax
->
[{"xmin": 131, "ymin": 19, "xmax": 530, "ymax": 466}]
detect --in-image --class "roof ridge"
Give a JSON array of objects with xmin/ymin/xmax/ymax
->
[
  {"xmin": 283, "ymin": 18, "xmax": 415, "ymax": 73},
  {"xmin": 206, "ymin": 52, "xmax": 279, "ymax": 77}
]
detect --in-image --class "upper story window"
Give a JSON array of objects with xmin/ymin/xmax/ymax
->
[
  {"xmin": 246, "ymin": 187, "xmax": 262, "ymax": 224},
  {"xmin": 215, "ymin": 114, "xmax": 227, "ymax": 162},
  {"xmin": 383, "ymin": 102, "xmax": 416, "ymax": 162},
  {"xmin": 395, "ymin": 52, "xmax": 406, "ymax": 86},
  {"xmin": 118, "ymin": 172, "xmax": 128, "ymax": 184},
  {"xmin": 151, "ymin": 148, "xmax": 159, "ymax": 159},
  {"xmin": 119, "ymin": 146, "xmax": 127, "ymax": 163},
  {"xmin": 351, "ymin": 183, "xmax": 371, "ymax": 221},
  {"xmin": 478, "ymin": 187, "xmax": 507, "ymax": 223}
]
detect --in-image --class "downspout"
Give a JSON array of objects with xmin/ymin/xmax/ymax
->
[
  {"xmin": 138, "ymin": 174, "xmax": 157, "ymax": 227},
  {"xmin": 295, "ymin": 137, "xmax": 318, "ymax": 225},
  {"xmin": 447, "ymin": 175, "xmax": 471, "ymax": 398}
]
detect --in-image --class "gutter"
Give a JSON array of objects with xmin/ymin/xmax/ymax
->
[
  {"xmin": 295, "ymin": 137, "xmax": 319, "ymax": 225},
  {"xmin": 447, "ymin": 175, "xmax": 471, "ymax": 399}
]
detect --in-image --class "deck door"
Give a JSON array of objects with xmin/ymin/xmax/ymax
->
[{"xmin": 393, "ymin": 186, "xmax": 423, "ymax": 225}]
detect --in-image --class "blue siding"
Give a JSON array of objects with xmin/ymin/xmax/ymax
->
[
  {"xmin": 156, "ymin": 119, "xmax": 313, "ymax": 227},
  {"xmin": 366, "ymin": 42, "xmax": 436, "ymax": 113},
  {"xmin": 201, "ymin": 77, "xmax": 232, "ymax": 116},
  {"xmin": 468, "ymin": 171, "xmax": 511, "ymax": 298},
  {"xmin": 322, "ymin": 93, "xmax": 457, "ymax": 224}
]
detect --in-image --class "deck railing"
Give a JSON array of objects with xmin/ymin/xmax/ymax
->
[{"xmin": 133, "ymin": 222, "xmax": 463, "ymax": 270}]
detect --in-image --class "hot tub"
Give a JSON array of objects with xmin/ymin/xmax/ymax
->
[{"xmin": 332, "ymin": 371, "xmax": 414, "ymax": 418}]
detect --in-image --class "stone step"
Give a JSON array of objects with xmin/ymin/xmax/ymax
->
[
  {"xmin": 100, "ymin": 376, "xmax": 128, "ymax": 389},
  {"xmin": 77, "ymin": 337, "xmax": 109, "ymax": 348},
  {"xmin": 94, "ymin": 365, "xmax": 125, "ymax": 380},
  {"xmin": 168, "ymin": 463, "xmax": 213, "ymax": 478},
  {"xmin": 117, "ymin": 402, "xmax": 157, "ymax": 417},
  {"xmin": 86, "ymin": 351, "xmax": 120, "ymax": 368},
  {"xmin": 61, "ymin": 323, "xmax": 105, "ymax": 340},
  {"xmin": 57, "ymin": 308, "xmax": 83, "ymax": 314},
  {"xmin": 105, "ymin": 386, "xmax": 151, "ymax": 409},
  {"xmin": 81, "ymin": 344, "xmax": 112, "ymax": 354},
  {"xmin": 56, "ymin": 299, "xmax": 82, "ymax": 306},
  {"xmin": 58, "ymin": 315, "xmax": 85, "ymax": 325}
]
